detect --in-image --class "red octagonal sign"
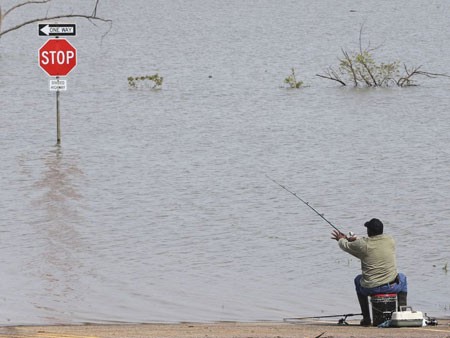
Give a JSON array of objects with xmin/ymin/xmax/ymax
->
[{"xmin": 39, "ymin": 38, "xmax": 77, "ymax": 76}]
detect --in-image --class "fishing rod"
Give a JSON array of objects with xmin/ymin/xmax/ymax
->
[
  {"xmin": 283, "ymin": 313, "xmax": 362, "ymax": 325},
  {"xmin": 284, "ymin": 313, "xmax": 362, "ymax": 320},
  {"xmin": 266, "ymin": 175, "xmax": 344, "ymax": 234}
]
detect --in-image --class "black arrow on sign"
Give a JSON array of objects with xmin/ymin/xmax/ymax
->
[{"xmin": 38, "ymin": 24, "xmax": 76, "ymax": 36}]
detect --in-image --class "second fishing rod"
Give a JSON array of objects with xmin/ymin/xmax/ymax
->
[{"xmin": 267, "ymin": 175, "xmax": 349, "ymax": 236}]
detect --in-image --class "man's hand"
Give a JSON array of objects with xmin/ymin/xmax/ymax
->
[
  {"xmin": 347, "ymin": 232, "xmax": 357, "ymax": 242},
  {"xmin": 331, "ymin": 229, "xmax": 346, "ymax": 241}
]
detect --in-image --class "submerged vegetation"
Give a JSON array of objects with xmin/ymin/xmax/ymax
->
[
  {"xmin": 124, "ymin": 28, "xmax": 448, "ymax": 92},
  {"xmin": 316, "ymin": 49, "xmax": 448, "ymax": 87},
  {"xmin": 316, "ymin": 26, "xmax": 449, "ymax": 87},
  {"xmin": 127, "ymin": 74, "xmax": 163, "ymax": 89},
  {"xmin": 284, "ymin": 68, "xmax": 304, "ymax": 88}
]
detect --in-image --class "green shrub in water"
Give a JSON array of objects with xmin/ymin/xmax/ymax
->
[
  {"xmin": 128, "ymin": 74, "xmax": 163, "ymax": 89},
  {"xmin": 284, "ymin": 68, "xmax": 303, "ymax": 88},
  {"xmin": 316, "ymin": 26, "xmax": 449, "ymax": 87}
]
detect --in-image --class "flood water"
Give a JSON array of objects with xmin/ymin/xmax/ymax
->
[{"xmin": 0, "ymin": 0, "xmax": 449, "ymax": 325}]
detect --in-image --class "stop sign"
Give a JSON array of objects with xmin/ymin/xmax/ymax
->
[{"xmin": 39, "ymin": 38, "xmax": 77, "ymax": 76}]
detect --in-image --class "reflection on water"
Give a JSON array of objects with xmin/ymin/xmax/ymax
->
[
  {"xmin": 26, "ymin": 147, "xmax": 87, "ymax": 321},
  {"xmin": 33, "ymin": 147, "xmax": 83, "ymax": 207}
]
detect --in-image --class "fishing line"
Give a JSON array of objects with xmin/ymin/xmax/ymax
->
[{"xmin": 266, "ymin": 175, "xmax": 344, "ymax": 234}]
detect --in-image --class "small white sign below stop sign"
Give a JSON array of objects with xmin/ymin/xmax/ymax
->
[{"xmin": 38, "ymin": 38, "xmax": 77, "ymax": 77}]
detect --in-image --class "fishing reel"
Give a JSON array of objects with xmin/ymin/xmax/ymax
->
[
  {"xmin": 425, "ymin": 314, "xmax": 438, "ymax": 326},
  {"xmin": 346, "ymin": 231, "xmax": 357, "ymax": 240},
  {"xmin": 338, "ymin": 316, "xmax": 350, "ymax": 325}
]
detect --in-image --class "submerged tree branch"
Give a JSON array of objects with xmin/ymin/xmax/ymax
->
[
  {"xmin": 396, "ymin": 65, "xmax": 450, "ymax": 87},
  {"xmin": 316, "ymin": 71, "xmax": 347, "ymax": 86},
  {"xmin": 317, "ymin": 25, "xmax": 449, "ymax": 88},
  {"xmin": 341, "ymin": 49, "xmax": 358, "ymax": 86}
]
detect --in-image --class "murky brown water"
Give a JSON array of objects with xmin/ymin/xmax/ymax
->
[{"xmin": 1, "ymin": 0, "xmax": 449, "ymax": 325}]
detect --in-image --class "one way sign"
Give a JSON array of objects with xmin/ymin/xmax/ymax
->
[{"xmin": 38, "ymin": 24, "xmax": 76, "ymax": 36}]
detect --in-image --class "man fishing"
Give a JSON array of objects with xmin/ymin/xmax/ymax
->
[{"xmin": 331, "ymin": 218, "xmax": 408, "ymax": 326}]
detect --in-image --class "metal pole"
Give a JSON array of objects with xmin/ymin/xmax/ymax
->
[{"xmin": 56, "ymin": 76, "xmax": 61, "ymax": 145}]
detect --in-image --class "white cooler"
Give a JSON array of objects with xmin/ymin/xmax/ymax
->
[{"xmin": 390, "ymin": 306, "xmax": 424, "ymax": 327}]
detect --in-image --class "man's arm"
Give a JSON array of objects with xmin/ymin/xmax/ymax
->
[
  {"xmin": 331, "ymin": 230, "xmax": 364, "ymax": 259},
  {"xmin": 331, "ymin": 229, "xmax": 357, "ymax": 241}
]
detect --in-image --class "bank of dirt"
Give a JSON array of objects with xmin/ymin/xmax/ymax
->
[{"xmin": 1, "ymin": 319, "xmax": 449, "ymax": 338}]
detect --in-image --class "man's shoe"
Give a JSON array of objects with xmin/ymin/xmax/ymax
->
[
  {"xmin": 397, "ymin": 292, "xmax": 407, "ymax": 310},
  {"xmin": 360, "ymin": 318, "xmax": 371, "ymax": 326},
  {"xmin": 357, "ymin": 294, "xmax": 371, "ymax": 326}
]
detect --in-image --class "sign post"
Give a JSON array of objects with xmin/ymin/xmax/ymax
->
[
  {"xmin": 38, "ymin": 35, "xmax": 77, "ymax": 145},
  {"xmin": 56, "ymin": 82, "xmax": 61, "ymax": 144}
]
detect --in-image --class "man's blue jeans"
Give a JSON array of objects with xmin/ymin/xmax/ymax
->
[{"xmin": 355, "ymin": 273, "xmax": 408, "ymax": 296}]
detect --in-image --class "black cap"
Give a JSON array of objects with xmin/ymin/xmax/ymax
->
[{"xmin": 364, "ymin": 218, "xmax": 383, "ymax": 235}]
